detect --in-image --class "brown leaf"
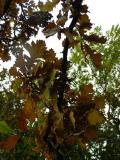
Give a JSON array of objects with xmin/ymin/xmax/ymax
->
[
  {"xmin": 56, "ymin": 15, "xmax": 67, "ymax": 26},
  {"xmin": 17, "ymin": 110, "xmax": 28, "ymax": 132},
  {"xmin": 79, "ymin": 14, "xmax": 90, "ymax": 24},
  {"xmin": 84, "ymin": 34, "xmax": 106, "ymax": 44},
  {"xmin": 24, "ymin": 40, "xmax": 47, "ymax": 61},
  {"xmin": 84, "ymin": 127, "xmax": 97, "ymax": 141},
  {"xmin": 0, "ymin": 135, "xmax": 20, "ymax": 151},
  {"xmin": 87, "ymin": 109, "xmax": 104, "ymax": 125},
  {"xmin": 0, "ymin": 50, "xmax": 11, "ymax": 62},
  {"xmin": 82, "ymin": 43, "xmax": 94, "ymax": 58},
  {"xmin": 23, "ymin": 97, "xmax": 36, "ymax": 121},
  {"xmin": 79, "ymin": 84, "xmax": 93, "ymax": 103},
  {"xmin": 90, "ymin": 53, "xmax": 102, "ymax": 69},
  {"xmin": 43, "ymin": 22, "xmax": 59, "ymax": 37},
  {"xmin": 95, "ymin": 96, "xmax": 105, "ymax": 109},
  {"xmin": 81, "ymin": 84, "xmax": 93, "ymax": 94},
  {"xmin": 43, "ymin": 149, "xmax": 54, "ymax": 160},
  {"xmin": 81, "ymin": 5, "xmax": 88, "ymax": 13},
  {"xmin": 14, "ymin": 53, "xmax": 26, "ymax": 74},
  {"xmin": 9, "ymin": 67, "xmax": 22, "ymax": 77},
  {"xmin": 65, "ymin": 136, "xmax": 77, "ymax": 146}
]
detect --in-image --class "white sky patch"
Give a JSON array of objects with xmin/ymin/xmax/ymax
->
[{"xmin": 85, "ymin": 0, "xmax": 120, "ymax": 31}]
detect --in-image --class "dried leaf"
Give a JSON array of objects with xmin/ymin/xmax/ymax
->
[
  {"xmin": 81, "ymin": 84, "xmax": 93, "ymax": 94},
  {"xmin": 0, "ymin": 50, "xmax": 11, "ymax": 62},
  {"xmin": 84, "ymin": 127, "xmax": 97, "ymax": 141},
  {"xmin": 24, "ymin": 40, "xmax": 46, "ymax": 61},
  {"xmin": 9, "ymin": 67, "xmax": 21, "ymax": 77},
  {"xmin": 90, "ymin": 53, "xmax": 102, "ymax": 69},
  {"xmin": 87, "ymin": 109, "xmax": 104, "ymax": 125},
  {"xmin": 43, "ymin": 149, "xmax": 54, "ymax": 160},
  {"xmin": 14, "ymin": 53, "xmax": 26, "ymax": 74},
  {"xmin": 23, "ymin": 98, "xmax": 36, "ymax": 121},
  {"xmin": 80, "ymin": 14, "xmax": 90, "ymax": 24},
  {"xmin": 95, "ymin": 96, "xmax": 105, "ymax": 109},
  {"xmin": 17, "ymin": 110, "xmax": 28, "ymax": 132},
  {"xmin": 81, "ymin": 5, "xmax": 88, "ymax": 13},
  {"xmin": 79, "ymin": 139, "xmax": 86, "ymax": 150},
  {"xmin": 40, "ymin": 0, "xmax": 60, "ymax": 12},
  {"xmin": 43, "ymin": 23, "xmax": 59, "ymax": 37},
  {"xmin": 56, "ymin": 15, "xmax": 67, "ymax": 26},
  {"xmin": 0, "ymin": 135, "xmax": 20, "ymax": 150},
  {"xmin": 84, "ymin": 34, "xmax": 106, "ymax": 44}
]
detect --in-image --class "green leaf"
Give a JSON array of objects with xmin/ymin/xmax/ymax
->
[{"xmin": 0, "ymin": 121, "xmax": 14, "ymax": 135}]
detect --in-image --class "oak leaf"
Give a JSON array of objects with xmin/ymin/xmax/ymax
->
[
  {"xmin": 56, "ymin": 15, "xmax": 67, "ymax": 26},
  {"xmin": 87, "ymin": 109, "xmax": 104, "ymax": 125},
  {"xmin": 40, "ymin": 0, "xmax": 60, "ymax": 12},
  {"xmin": 23, "ymin": 98, "xmax": 36, "ymax": 121},
  {"xmin": 17, "ymin": 110, "xmax": 28, "ymax": 132},
  {"xmin": 0, "ymin": 135, "xmax": 20, "ymax": 151},
  {"xmin": 84, "ymin": 127, "xmax": 97, "ymax": 141},
  {"xmin": 84, "ymin": 34, "xmax": 106, "ymax": 44},
  {"xmin": 24, "ymin": 40, "xmax": 46, "ymax": 60},
  {"xmin": 43, "ymin": 22, "xmax": 59, "ymax": 38},
  {"xmin": 80, "ymin": 14, "xmax": 90, "ymax": 24},
  {"xmin": 90, "ymin": 53, "xmax": 102, "ymax": 69},
  {"xmin": 95, "ymin": 96, "xmax": 105, "ymax": 109}
]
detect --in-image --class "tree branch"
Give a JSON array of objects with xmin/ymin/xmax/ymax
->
[{"xmin": 57, "ymin": 0, "xmax": 83, "ymax": 111}]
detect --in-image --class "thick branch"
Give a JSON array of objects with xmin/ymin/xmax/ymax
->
[{"xmin": 57, "ymin": 0, "xmax": 83, "ymax": 111}]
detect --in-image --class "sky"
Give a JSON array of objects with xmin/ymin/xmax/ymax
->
[
  {"xmin": 85, "ymin": 0, "xmax": 120, "ymax": 31},
  {"xmin": 0, "ymin": 0, "xmax": 120, "ymax": 68}
]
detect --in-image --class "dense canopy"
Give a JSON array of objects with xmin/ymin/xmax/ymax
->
[{"xmin": 0, "ymin": 0, "xmax": 119, "ymax": 159}]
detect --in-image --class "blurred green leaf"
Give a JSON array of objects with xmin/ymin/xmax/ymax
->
[{"xmin": 0, "ymin": 121, "xmax": 14, "ymax": 135}]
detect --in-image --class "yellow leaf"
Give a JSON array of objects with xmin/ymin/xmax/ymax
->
[
  {"xmin": 80, "ymin": 14, "xmax": 90, "ymax": 24},
  {"xmin": 79, "ymin": 138, "xmax": 86, "ymax": 150},
  {"xmin": 40, "ymin": 0, "xmax": 60, "ymax": 12},
  {"xmin": 69, "ymin": 111, "xmax": 75, "ymax": 127},
  {"xmin": 87, "ymin": 109, "xmax": 104, "ymax": 125},
  {"xmin": 42, "ymin": 87, "xmax": 50, "ymax": 102}
]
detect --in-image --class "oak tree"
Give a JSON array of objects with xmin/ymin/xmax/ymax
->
[{"xmin": 0, "ymin": 0, "xmax": 110, "ymax": 159}]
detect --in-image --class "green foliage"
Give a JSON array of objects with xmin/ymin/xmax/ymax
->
[
  {"xmin": 70, "ymin": 25, "xmax": 120, "ymax": 159},
  {"xmin": 0, "ymin": 121, "xmax": 14, "ymax": 135}
]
